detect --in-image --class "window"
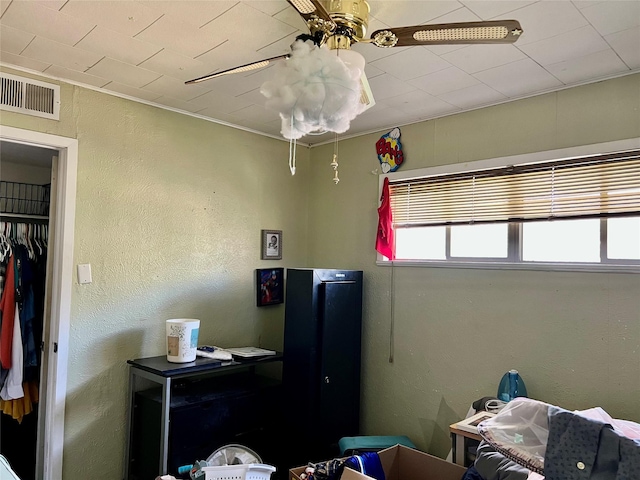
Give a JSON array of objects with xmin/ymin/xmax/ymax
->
[{"xmin": 384, "ymin": 139, "xmax": 640, "ymax": 270}]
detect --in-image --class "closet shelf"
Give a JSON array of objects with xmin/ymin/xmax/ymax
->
[
  {"xmin": 0, "ymin": 180, "xmax": 50, "ymax": 217},
  {"xmin": 0, "ymin": 213, "xmax": 49, "ymax": 221}
]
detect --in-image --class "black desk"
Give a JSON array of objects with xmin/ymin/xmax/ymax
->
[{"xmin": 124, "ymin": 353, "xmax": 282, "ymax": 480}]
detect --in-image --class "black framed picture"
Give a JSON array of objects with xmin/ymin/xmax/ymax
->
[
  {"xmin": 256, "ymin": 268, "xmax": 284, "ymax": 307},
  {"xmin": 261, "ymin": 229, "xmax": 282, "ymax": 260}
]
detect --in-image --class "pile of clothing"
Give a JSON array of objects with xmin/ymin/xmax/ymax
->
[
  {"xmin": 464, "ymin": 398, "xmax": 640, "ymax": 480},
  {"xmin": 306, "ymin": 451, "xmax": 385, "ymax": 480}
]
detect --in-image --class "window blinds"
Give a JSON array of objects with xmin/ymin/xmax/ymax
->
[{"xmin": 389, "ymin": 149, "xmax": 640, "ymax": 227}]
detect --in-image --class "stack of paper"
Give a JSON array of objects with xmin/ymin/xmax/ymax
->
[{"xmin": 224, "ymin": 347, "xmax": 277, "ymax": 358}]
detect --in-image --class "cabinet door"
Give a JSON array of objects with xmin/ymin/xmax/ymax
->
[{"xmin": 318, "ymin": 281, "xmax": 361, "ymax": 444}]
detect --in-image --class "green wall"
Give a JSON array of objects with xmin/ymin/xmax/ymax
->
[
  {"xmin": 307, "ymin": 73, "xmax": 640, "ymax": 458},
  {"xmin": 0, "ymin": 67, "xmax": 311, "ymax": 479},
  {"xmin": 1, "ymin": 66, "xmax": 639, "ymax": 478}
]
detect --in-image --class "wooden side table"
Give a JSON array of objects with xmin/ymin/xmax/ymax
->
[
  {"xmin": 449, "ymin": 411, "xmax": 494, "ymax": 467},
  {"xmin": 449, "ymin": 424, "xmax": 482, "ymax": 466}
]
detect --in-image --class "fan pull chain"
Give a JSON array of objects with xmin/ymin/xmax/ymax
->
[
  {"xmin": 288, "ymin": 115, "xmax": 297, "ymax": 175},
  {"xmin": 331, "ymin": 133, "xmax": 339, "ymax": 184}
]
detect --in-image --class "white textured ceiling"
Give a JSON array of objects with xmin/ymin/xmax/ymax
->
[{"xmin": 1, "ymin": 0, "xmax": 639, "ymax": 145}]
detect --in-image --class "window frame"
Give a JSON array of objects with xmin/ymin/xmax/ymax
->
[{"xmin": 378, "ymin": 137, "xmax": 640, "ymax": 273}]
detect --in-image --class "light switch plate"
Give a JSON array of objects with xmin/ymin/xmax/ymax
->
[{"xmin": 77, "ymin": 264, "xmax": 92, "ymax": 284}]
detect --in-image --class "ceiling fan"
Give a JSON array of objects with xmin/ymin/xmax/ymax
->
[{"xmin": 185, "ymin": 0, "xmax": 524, "ymax": 88}]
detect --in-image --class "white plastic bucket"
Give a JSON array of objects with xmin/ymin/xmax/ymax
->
[{"xmin": 166, "ymin": 319, "xmax": 200, "ymax": 363}]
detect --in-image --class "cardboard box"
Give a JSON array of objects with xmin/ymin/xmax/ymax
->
[{"xmin": 290, "ymin": 445, "xmax": 466, "ymax": 480}]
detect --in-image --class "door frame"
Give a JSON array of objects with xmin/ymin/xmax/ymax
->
[{"xmin": 0, "ymin": 125, "xmax": 77, "ymax": 480}]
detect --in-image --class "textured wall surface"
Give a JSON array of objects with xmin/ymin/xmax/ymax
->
[
  {"xmin": 1, "ymin": 67, "xmax": 310, "ymax": 479},
  {"xmin": 308, "ymin": 74, "xmax": 640, "ymax": 458},
  {"xmin": 1, "ymin": 161, "xmax": 52, "ymax": 184},
  {"xmin": 1, "ymin": 65, "xmax": 640, "ymax": 478}
]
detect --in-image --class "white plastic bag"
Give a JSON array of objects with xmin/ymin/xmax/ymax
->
[
  {"xmin": 477, "ymin": 397, "xmax": 551, "ymax": 474},
  {"xmin": 477, "ymin": 397, "xmax": 640, "ymax": 475}
]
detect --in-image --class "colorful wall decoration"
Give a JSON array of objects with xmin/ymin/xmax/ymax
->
[{"xmin": 376, "ymin": 127, "xmax": 404, "ymax": 173}]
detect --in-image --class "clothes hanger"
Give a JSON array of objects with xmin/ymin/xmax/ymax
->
[
  {"xmin": 8, "ymin": 221, "xmax": 16, "ymax": 246},
  {"xmin": 25, "ymin": 223, "xmax": 35, "ymax": 260},
  {"xmin": 43, "ymin": 224, "xmax": 48, "ymax": 249},
  {"xmin": 33, "ymin": 223, "xmax": 43, "ymax": 256},
  {"xmin": 17, "ymin": 223, "xmax": 25, "ymax": 251},
  {"xmin": 17, "ymin": 223, "xmax": 31, "ymax": 259},
  {"xmin": 0, "ymin": 222, "xmax": 11, "ymax": 263}
]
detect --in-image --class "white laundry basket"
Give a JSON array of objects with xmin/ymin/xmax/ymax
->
[
  {"xmin": 201, "ymin": 463, "xmax": 276, "ymax": 480},
  {"xmin": 0, "ymin": 455, "xmax": 20, "ymax": 480}
]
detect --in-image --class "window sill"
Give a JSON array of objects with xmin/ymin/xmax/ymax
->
[{"xmin": 376, "ymin": 260, "xmax": 640, "ymax": 274}]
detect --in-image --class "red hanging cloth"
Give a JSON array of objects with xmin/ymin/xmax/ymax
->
[
  {"xmin": 376, "ymin": 177, "xmax": 395, "ymax": 260},
  {"xmin": 0, "ymin": 254, "xmax": 16, "ymax": 369}
]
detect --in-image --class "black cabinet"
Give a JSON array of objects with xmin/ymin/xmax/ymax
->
[
  {"xmin": 125, "ymin": 355, "xmax": 284, "ymax": 480},
  {"xmin": 283, "ymin": 269, "xmax": 363, "ymax": 463}
]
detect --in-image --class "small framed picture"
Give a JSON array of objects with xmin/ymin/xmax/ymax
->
[
  {"xmin": 261, "ymin": 229, "xmax": 282, "ymax": 260},
  {"xmin": 256, "ymin": 268, "xmax": 284, "ymax": 307}
]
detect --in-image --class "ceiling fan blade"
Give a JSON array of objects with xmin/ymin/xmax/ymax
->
[
  {"xmin": 370, "ymin": 20, "xmax": 523, "ymax": 48},
  {"xmin": 287, "ymin": 0, "xmax": 335, "ymax": 27},
  {"xmin": 185, "ymin": 54, "xmax": 289, "ymax": 85}
]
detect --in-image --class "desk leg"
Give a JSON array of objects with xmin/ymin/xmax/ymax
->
[
  {"xmin": 124, "ymin": 368, "xmax": 135, "ymax": 480},
  {"xmin": 159, "ymin": 376, "xmax": 171, "ymax": 475},
  {"xmin": 454, "ymin": 434, "xmax": 465, "ymax": 466}
]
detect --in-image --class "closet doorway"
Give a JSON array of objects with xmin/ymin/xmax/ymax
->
[
  {"xmin": 0, "ymin": 126, "xmax": 77, "ymax": 480},
  {"xmin": 1, "ymin": 140, "xmax": 53, "ymax": 480}
]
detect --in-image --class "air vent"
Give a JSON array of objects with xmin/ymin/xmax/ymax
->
[{"xmin": 0, "ymin": 72, "xmax": 60, "ymax": 120}]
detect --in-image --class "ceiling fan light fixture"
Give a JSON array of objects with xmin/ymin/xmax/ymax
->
[
  {"xmin": 336, "ymin": 48, "xmax": 375, "ymax": 111},
  {"xmin": 184, "ymin": 1, "xmax": 523, "ymax": 140},
  {"xmin": 261, "ymin": 40, "xmax": 366, "ymax": 140},
  {"xmin": 359, "ymin": 75, "xmax": 375, "ymax": 109},
  {"xmin": 413, "ymin": 26, "xmax": 509, "ymax": 42},
  {"xmin": 306, "ymin": 128, "xmax": 330, "ymax": 135},
  {"xmin": 336, "ymin": 48, "xmax": 366, "ymax": 77}
]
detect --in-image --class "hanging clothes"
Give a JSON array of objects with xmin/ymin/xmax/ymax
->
[
  {"xmin": 0, "ymin": 308, "xmax": 24, "ymax": 400},
  {"xmin": 0, "ymin": 262, "xmax": 5, "ymax": 296},
  {"xmin": 0, "ymin": 223, "xmax": 47, "ymax": 422},
  {"xmin": 376, "ymin": 177, "xmax": 395, "ymax": 260},
  {"xmin": 1, "ymin": 251, "xmax": 25, "ymax": 401},
  {"xmin": 16, "ymin": 247, "xmax": 38, "ymax": 373},
  {"xmin": 0, "ymin": 254, "xmax": 16, "ymax": 370},
  {"xmin": 0, "ymin": 381, "xmax": 38, "ymax": 423}
]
